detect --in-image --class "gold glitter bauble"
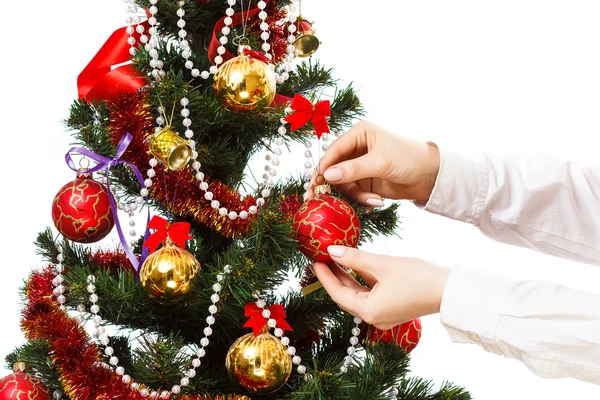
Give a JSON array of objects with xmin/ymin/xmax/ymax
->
[
  {"xmin": 213, "ymin": 53, "xmax": 276, "ymax": 112},
  {"xmin": 139, "ymin": 242, "xmax": 201, "ymax": 302},
  {"xmin": 146, "ymin": 126, "xmax": 192, "ymax": 171},
  {"xmin": 225, "ymin": 330, "xmax": 292, "ymax": 394}
]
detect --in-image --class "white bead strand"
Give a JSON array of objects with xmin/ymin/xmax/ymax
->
[
  {"xmin": 51, "ymin": 243, "xmax": 66, "ymax": 312},
  {"xmin": 70, "ymin": 265, "xmax": 233, "ymax": 397},
  {"xmin": 252, "ymin": 292, "xmax": 362, "ymax": 380}
]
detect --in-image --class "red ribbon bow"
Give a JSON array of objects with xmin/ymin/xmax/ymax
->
[
  {"xmin": 142, "ymin": 216, "xmax": 192, "ymax": 252},
  {"xmin": 283, "ymin": 94, "xmax": 331, "ymax": 139},
  {"xmin": 243, "ymin": 303, "xmax": 293, "ymax": 336},
  {"xmin": 77, "ymin": 16, "xmax": 150, "ymax": 102}
]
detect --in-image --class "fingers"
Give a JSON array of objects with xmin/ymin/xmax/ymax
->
[
  {"xmin": 316, "ymin": 122, "xmax": 366, "ymax": 175},
  {"xmin": 322, "ymin": 153, "xmax": 384, "ymax": 186},
  {"xmin": 329, "ymin": 263, "xmax": 370, "ymax": 292},
  {"xmin": 311, "ymin": 262, "xmax": 370, "ymax": 316},
  {"xmin": 327, "ymin": 246, "xmax": 387, "ymax": 278},
  {"xmin": 335, "ymin": 182, "xmax": 384, "ymax": 207}
]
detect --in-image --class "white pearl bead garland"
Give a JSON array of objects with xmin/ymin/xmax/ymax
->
[
  {"xmin": 251, "ymin": 292, "xmax": 362, "ymax": 380},
  {"xmin": 71, "ymin": 265, "xmax": 232, "ymax": 397},
  {"xmin": 97, "ymin": 171, "xmax": 148, "ymax": 244},
  {"xmin": 123, "ymin": 0, "xmax": 146, "ymax": 56},
  {"xmin": 51, "ymin": 244, "xmax": 66, "ymax": 312}
]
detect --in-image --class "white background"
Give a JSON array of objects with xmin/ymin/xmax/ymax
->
[{"xmin": 2, "ymin": 0, "xmax": 600, "ymax": 398}]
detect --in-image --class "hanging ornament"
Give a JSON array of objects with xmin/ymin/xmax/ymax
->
[
  {"xmin": 293, "ymin": 16, "xmax": 320, "ymax": 58},
  {"xmin": 51, "ymin": 171, "xmax": 114, "ymax": 243},
  {"xmin": 366, "ymin": 318, "xmax": 422, "ymax": 354},
  {"xmin": 146, "ymin": 126, "xmax": 193, "ymax": 171},
  {"xmin": 225, "ymin": 303, "xmax": 293, "ymax": 394},
  {"xmin": 0, "ymin": 362, "xmax": 51, "ymax": 400},
  {"xmin": 283, "ymin": 94, "xmax": 331, "ymax": 139},
  {"xmin": 140, "ymin": 216, "xmax": 201, "ymax": 302},
  {"xmin": 213, "ymin": 47, "xmax": 276, "ymax": 112},
  {"xmin": 293, "ymin": 184, "xmax": 360, "ymax": 263}
]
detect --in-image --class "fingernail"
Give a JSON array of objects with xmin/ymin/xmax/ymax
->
[
  {"xmin": 324, "ymin": 168, "xmax": 343, "ymax": 182},
  {"xmin": 366, "ymin": 198, "xmax": 385, "ymax": 207},
  {"xmin": 328, "ymin": 245, "xmax": 346, "ymax": 258}
]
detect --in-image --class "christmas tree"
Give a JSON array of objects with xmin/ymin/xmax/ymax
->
[{"xmin": 2, "ymin": 1, "xmax": 471, "ymax": 399}]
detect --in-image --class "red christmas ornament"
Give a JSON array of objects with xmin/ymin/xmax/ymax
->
[
  {"xmin": 51, "ymin": 172, "xmax": 114, "ymax": 243},
  {"xmin": 0, "ymin": 362, "xmax": 50, "ymax": 400},
  {"xmin": 366, "ymin": 318, "xmax": 422, "ymax": 354},
  {"xmin": 293, "ymin": 185, "xmax": 360, "ymax": 263}
]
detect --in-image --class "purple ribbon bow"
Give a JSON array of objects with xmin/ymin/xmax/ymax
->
[{"xmin": 65, "ymin": 133, "xmax": 149, "ymax": 271}]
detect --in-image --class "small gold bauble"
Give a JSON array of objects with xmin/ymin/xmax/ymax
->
[
  {"xmin": 213, "ymin": 53, "xmax": 276, "ymax": 112},
  {"xmin": 139, "ymin": 242, "xmax": 201, "ymax": 302},
  {"xmin": 146, "ymin": 126, "xmax": 192, "ymax": 171},
  {"xmin": 225, "ymin": 330, "xmax": 292, "ymax": 394}
]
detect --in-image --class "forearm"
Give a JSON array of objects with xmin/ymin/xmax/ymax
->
[
  {"xmin": 440, "ymin": 265, "xmax": 600, "ymax": 385},
  {"xmin": 423, "ymin": 150, "xmax": 600, "ymax": 265}
]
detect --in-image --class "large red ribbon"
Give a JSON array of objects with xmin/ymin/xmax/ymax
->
[
  {"xmin": 77, "ymin": 19, "xmax": 150, "ymax": 102},
  {"xmin": 283, "ymin": 94, "xmax": 331, "ymax": 138},
  {"xmin": 243, "ymin": 303, "xmax": 293, "ymax": 336},
  {"xmin": 142, "ymin": 215, "xmax": 192, "ymax": 252}
]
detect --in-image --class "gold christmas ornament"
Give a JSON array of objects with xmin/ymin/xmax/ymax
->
[
  {"xmin": 139, "ymin": 241, "xmax": 201, "ymax": 302},
  {"xmin": 293, "ymin": 16, "xmax": 320, "ymax": 58},
  {"xmin": 225, "ymin": 329, "xmax": 292, "ymax": 394},
  {"xmin": 213, "ymin": 49, "xmax": 276, "ymax": 112},
  {"xmin": 146, "ymin": 126, "xmax": 192, "ymax": 171}
]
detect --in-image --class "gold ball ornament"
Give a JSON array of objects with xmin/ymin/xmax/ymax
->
[
  {"xmin": 213, "ymin": 51, "xmax": 276, "ymax": 112},
  {"xmin": 225, "ymin": 330, "xmax": 292, "ymax": 394},
  {"xmin": 139, "ymin": 242, "xmax": 201, "ymax": 302},
  {"xmin": 146, "ymin": 126, "xmax": 192, "ymax": 171}
]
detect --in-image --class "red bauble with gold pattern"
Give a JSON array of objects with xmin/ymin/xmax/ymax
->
[
  {"xmin": 293, "ymin": 185, "xmax": 360, "ymax": 263},
  {"xmin": 0, "ymin": 363, "xmax": 50, "ymax": 400},
  {"xmin": 366, "ymin": 318, "xmax": 422, "ymax": 354},
  {"xmin": 51, "ymin": 173, "xmax": 114, "ymax": 243}
]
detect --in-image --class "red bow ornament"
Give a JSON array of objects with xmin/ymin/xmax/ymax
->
[
  {"xmin": 283, "ymin": 94, "xmax": 331, "ymax": 139},
  {"xmin": 142, "ymin": 216, "xmax": 193, "ymax": 252},
  {"xmin": 243, "ymin": 303, "xmax": 294, "ymax": 336}
]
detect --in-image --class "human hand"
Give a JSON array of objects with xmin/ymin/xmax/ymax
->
[
  {"xmin": 305, "ymin": 120, "xmax": 440, "ymax": 205},
  {"xmin": 311, "ymin": 245, "xmax": 449, "ymax": 329}
]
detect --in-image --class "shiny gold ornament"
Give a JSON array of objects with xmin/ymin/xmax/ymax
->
[
  {"xmin": 293, "ymin": 16, "xmax": 320, "ymax": 58},
  {"xmin": 146, "ymin": 126, "xmax": 192, "ymax": 171},
  {"xmin": 225, "ymin": 329, "xmax": 292, "ymax": 394},
  {"xmin": 139, "ymin": 242, "xmax": 201, "ymax": 302},
  {"xmin": 213, "ymin": 50, "xmax": 276, "ymax": 112}
]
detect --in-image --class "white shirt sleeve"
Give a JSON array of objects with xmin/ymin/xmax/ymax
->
[
  {"xmin": 423, "ymin": 150, "xmax": 600, "ymax": 384},
  {"xmin": 424, "ymin": 150, "xmax": 600, "ymax": 265}
]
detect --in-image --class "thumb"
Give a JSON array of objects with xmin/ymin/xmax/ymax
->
[
  {"xmin": 327, "ymin": 246, "xmax": 385, "ymax": 279},
  {"xmin": 322, "ymin": 154, "xmax": 383, "ymax": 184}
]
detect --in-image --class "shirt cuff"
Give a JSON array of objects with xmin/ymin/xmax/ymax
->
[
  {"xmin": 439, "ymin": 265, "xmax": 516, "ymax": 354},
  {"xmin": 422, "ymin": 150, "xmax": 490, "ymax": 226}
]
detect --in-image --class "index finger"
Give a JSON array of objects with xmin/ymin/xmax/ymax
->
[
  {"xmin": 312, "ymin": 262, "xmax": 371, "ymax": 317},
  {"xmin": 316, "ymin": 122, "xmax": 367, "ymax": 176}
]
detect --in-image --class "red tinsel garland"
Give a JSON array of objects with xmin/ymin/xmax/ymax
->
[
  {"xmin": 20, "ymin": 270, "xmax": 251, "ymax": 399},
  {"xmin": 25, "ymin": 266, "xmax": 59, "ymax": 305},
  {"xmin": 89, "ymin": 248, "xmax": 136, "ymax": 274},
  {"xmin": 106, "ymin": 91, "xmax": 257, "ymax": 239}
]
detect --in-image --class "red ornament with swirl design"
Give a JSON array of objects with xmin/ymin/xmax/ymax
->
[
  {"xmin": 366, "ymin": 318, "xmax": 422, "ymax": 354},
  {"xmin": 51, "ymin": 173, "xmax": 114, "ymax": 243},
  {"xmin": 292, "ymin": 185, "xmax": 360, "ymax": 263},
  {"xmin": 0, "ymin": 362, "xmax": 50, "ymax": 400}
]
